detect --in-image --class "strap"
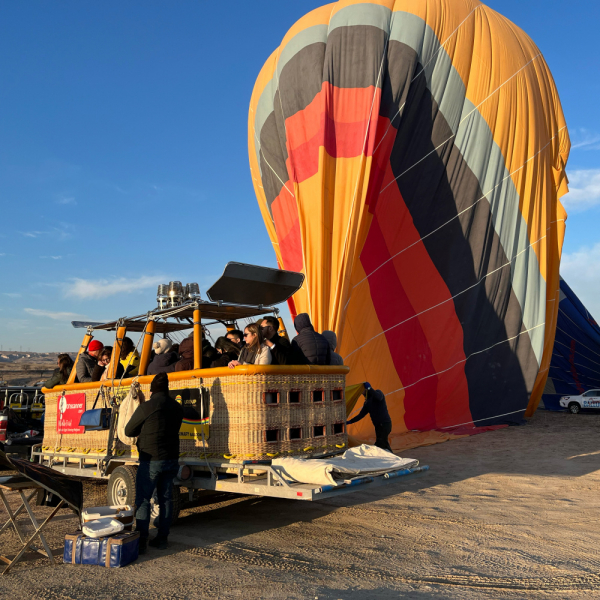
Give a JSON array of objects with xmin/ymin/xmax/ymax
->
[
  {"xmin": 105, "ymin": 537, "xmax": 112, "ymax": 567},
  {"xmin": 90, "ymin": 385, "xmax": 108, "ymax": 410}
]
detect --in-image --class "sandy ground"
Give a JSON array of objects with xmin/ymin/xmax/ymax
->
[{"xmin": 1, "ymin": 409, "xmax": 600, "ymax": 599}]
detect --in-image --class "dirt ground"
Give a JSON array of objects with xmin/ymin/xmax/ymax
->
[{"xmin": 1, "ymin": 409, "xmax": 599, "ymax": 599}]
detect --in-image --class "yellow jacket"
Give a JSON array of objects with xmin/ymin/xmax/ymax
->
[{"xmin": 120, "ymin": 350, "xmax": 140, "ymax": 377}]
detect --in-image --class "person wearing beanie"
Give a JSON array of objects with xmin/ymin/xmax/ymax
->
[
  {"xmin": 346, "ymin": 384, "xmax": 393, "ymax": 452},
  {"xmin": 125, "ymin": 372, "xmax": 183, "ymax": 553},
  {"xmin": 75, "ymin": 339, "xmax": 104, "ymax": 383},
  {"xmin": 147, "ymin": 338, "xmax": 178, "ymax": 375}
]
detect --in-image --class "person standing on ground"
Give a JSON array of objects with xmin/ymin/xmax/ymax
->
[
  {"xmin": 346, "ymin": 384, "xmax": 393, "ymax": 452},
  {"xmin": 124, "ymin": 372, "xmax": 183, "ymax": 553}
]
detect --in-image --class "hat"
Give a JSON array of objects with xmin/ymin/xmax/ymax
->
[
  {"xmin": 88, "ymin": 340, "xmax": 104, "ymax": 353},
  {"xmin": 150, "ymin": 372, "xmax": 170, "ymax": 394},
  {"xmin": 153, "ymin": 338, "xmax": 173, "ymax": 355}
]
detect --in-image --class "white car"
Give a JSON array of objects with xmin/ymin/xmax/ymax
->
[{"xmin": 559, "ymin": 389, "xmax": 600, "ymax": 414}]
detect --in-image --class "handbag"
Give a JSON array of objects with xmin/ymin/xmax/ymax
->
[{"xmin": 79, "ymin": 388, "xmax": 112, "ymax": 431}]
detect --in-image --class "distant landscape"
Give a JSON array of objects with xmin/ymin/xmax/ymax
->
[{"xmin": 0, "ymin": 352, "xmax": 75, "ymax": 386}]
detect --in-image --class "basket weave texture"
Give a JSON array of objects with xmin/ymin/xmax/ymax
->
[{"xmin": 42, "ymin": 372, "xmax": 347, "ymax": 459}]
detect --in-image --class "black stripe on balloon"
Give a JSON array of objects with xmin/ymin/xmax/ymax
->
[{"xmin": 386, "ymin": 47, "xmax": 538, "ymax": 426}]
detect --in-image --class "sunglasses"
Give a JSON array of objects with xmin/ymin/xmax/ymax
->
[{"xmin": 243, "ymin": 332, "xmax": 251, "ymax": 338}]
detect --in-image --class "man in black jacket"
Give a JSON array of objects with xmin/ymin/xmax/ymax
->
[
  {"xmin": 346, "ymin": 384, "xmax": 393, "ymax": 452},
  {"xmin": 291, "ymin": 313, "xmax": 331, "ymax": 365},
  {"xmin": 260, "ymin": 316, "xmax": 306, "ymax": 365},
  {"xmin": 124, "ymin": 372, "xmax": 183, "ymax": 552}
]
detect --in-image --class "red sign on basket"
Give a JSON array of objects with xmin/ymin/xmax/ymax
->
[{"xmin": 56, "ymin": 393, "xmax": 86, "ymax": 434}]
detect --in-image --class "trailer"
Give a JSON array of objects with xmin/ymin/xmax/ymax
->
[
  {"xmin": 31, "ymin": 445, "xmax": 428, "ymax": 518},
  {"xmin": 35, "ymin": 263, "xmax": 428, "ymax": 517}
]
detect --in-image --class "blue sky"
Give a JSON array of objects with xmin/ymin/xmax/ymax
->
[{"xmin": 1, "ymin": 1, "xmax": 599, "ymax": 352}]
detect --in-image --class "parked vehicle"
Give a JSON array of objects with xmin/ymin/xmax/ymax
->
[{"xmin": 559, "ymin": 389, "xmax": 600, "ymax": 414}]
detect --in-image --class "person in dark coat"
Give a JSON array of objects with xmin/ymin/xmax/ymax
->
[
  {"xmin": 259, "ymin": 316, "xmax": 305, "ymax": 365},
  {"xmin": 291, "ymin": 313, "xmax": 331, "ymax": 365},
  {"xmin": 173, "ymin": 336, "xmax": 194, "ymax": 371},
  {"xmin": 76, "ymin": 340, "xmax": 104, "ymax": 383},
  {"xmin": 322, "ymin": 331, "xmax": 344, "ymax": 366},
  {"xmin": 147, "ymin": 338, "xmax": 178, "ymax": 375},
  {"xmin": 201, "ymin": 338, "xmax": 218, "ymax": 368},
  {"xmin": 210, "ymin": 337, "xmax": 240, "ymax": 368},
  {"xmin": 44, "ymin": 353, "xmax": 75, "ymax": 388},
  {"xmin": 125, "ymin": 373, "xmax": 183, "ymax": 553},
  {"xmin": 346, "ymin": 385, "xmax": 393, "ymax": 452}
]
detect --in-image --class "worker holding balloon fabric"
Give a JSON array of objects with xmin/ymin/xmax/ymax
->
[{"xmin": 347, "ymin": 384, "xmax": 393, "ymax": 452}]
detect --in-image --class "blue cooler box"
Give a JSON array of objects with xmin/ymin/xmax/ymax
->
[{"xmin": 64, "ymin": 531, "xmax": 140, "ymax": 568}]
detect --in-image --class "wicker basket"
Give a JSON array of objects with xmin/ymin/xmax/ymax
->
[{"xmin": 42, "ymin": 370, "xmax": 348, "ymax": 460}]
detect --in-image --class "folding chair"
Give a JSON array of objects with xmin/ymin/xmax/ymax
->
[{"xmin": 0, "ymin": 476, "xmax": 65, "ymax": 575}]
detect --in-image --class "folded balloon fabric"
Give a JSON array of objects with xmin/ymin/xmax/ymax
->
[{"xmin": 272, "ymin": 444, "xmax": 418, "ymax": 487}]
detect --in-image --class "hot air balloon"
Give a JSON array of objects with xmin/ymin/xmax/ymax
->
[{"xmin": 248, "ymin": 0, "xmax": 570, "ymax": 451}]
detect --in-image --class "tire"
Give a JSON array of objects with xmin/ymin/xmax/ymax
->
[
  {"xmin": 151, "ymin": 485, "xmax": 183, "ymax": 527},
  {"xmin": 568, "ymin": 402, "xmax": 581, "ymax": 414},
  {"xmin": 107, "ymin": 465, "xmax": 138, "ymax": 506}
]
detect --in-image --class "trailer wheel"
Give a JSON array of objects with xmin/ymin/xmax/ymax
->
[
  {"xmin": 568, "ymin": 402, "xmax": 581, "ymax": 414},
  {"xmin": 108, "ymin": 465, "xmax": 137, "ymax": 507}
]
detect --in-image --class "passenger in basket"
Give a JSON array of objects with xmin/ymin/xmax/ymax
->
[
  {"xmin": 226, "ymin": 329, "xmax": 244, "ymax": 349},
  {"xmin": 76, "ymin": 339, "xmax": 104, "ymax": 383},
  {"xmin": 322, "ymin": 331, "xmax": 344, "ymax": 366},
  {"xmin": 147, "ymin": 338, "xmax": 178, "ymax": 375},
  {"xmin": 346, "ymin": 385, "xmax": 393, "ymax": 452},
  {"xmin": 92, "ymin": 346, "xmax": 125, "ymax": 381},
  {"xmin": 259, "ymin": 316, "xmax": 300, "ymax": 365},
  {"xmin": 228, "ymin": 323, "xmax": 272, "ymax": 367},
  {"xmin": 44, "ymin": 353, "xmax": 75, "ymax": 388},
  {"xmin": 201, "ymin": 337, "xmax": 219, "ymax": 368},
  {"xmin": 210, "ymin": 336, "xmax": 240, "ymax": 368},
  {"xmin": 119, "ymin": 337, "xmax": 140, "ymax": 378},
  {"xmin": 125, "ymin": 372, "xmax": 183, "ymax": 553},
  {"xmin": 291, "ymin": 313, "xmax": 331, "ymax": 365},
  {"xmin": 172, "ymin": 334, "xmax": 194, "ymax": 371}
]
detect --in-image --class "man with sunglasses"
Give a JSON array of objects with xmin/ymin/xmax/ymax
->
[{"xmin": 260, "ymin": 316, "xmax": 304, "ymax": 365}]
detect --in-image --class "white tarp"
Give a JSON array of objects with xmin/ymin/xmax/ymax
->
[{"xmin": 272, "ymin": 444, "xmax": 418, "ymax": 487}]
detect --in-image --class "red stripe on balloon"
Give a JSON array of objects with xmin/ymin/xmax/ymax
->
[
  {"xmin": 271, "ymin": 182, "xmax": 303, "ymax": 273},
  {"xmin": 361, "ymin": 214, "xmax": 439, "ymax": 430},
  {"xmin": 284, "ymin": 83, "xmax": 383, "ymax": 184},
  {"xmin": 360, "ymin": 163, "xmax": 473, "ymax": 430}
]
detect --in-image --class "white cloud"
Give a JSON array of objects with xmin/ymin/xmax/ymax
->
[
  {"xmin": 56, "ymin": 195, "xmax": 77, "ymax": 205},
  {"xmin": 570, "ymin": 128, "xmax": 600, "ymax": 151},
  {"xmin": 3, "ymin": 293, "xmax": 21, "ymax": 298},
  {"xmin": 21, "ymin": 230, "xmax": 47, "ymax": 238},
  {"xmin": 24, "ymin": 308, "xmax": 84, "ymax": 321},
  {"xmin": 40, "ymin": 255, "xmax": 63, "ymax": 260},
  {"xmin": 64, "ymin": 275, "xmax": 165, "ymax": 299},
  {"xmin": 561, "ymin": 242, "xmax": 600, "ymax": 320},
  {"xmin": 562, "ymin": 169, "xmax": 600, "ymax": 212}
]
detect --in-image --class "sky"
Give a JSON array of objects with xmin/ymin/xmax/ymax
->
[{"xmin": 1, "ymin": 1, "xmax": 599, "ymax": 352}]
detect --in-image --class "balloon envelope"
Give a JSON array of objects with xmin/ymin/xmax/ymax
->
[{"xmin": 249, "ymin": 0, "xmax": 570, "ymax": 450}]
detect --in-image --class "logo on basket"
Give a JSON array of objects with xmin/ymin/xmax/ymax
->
[{"xmin": 56, "ymin": 393, "xmax": 86, "ymax": 434}]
